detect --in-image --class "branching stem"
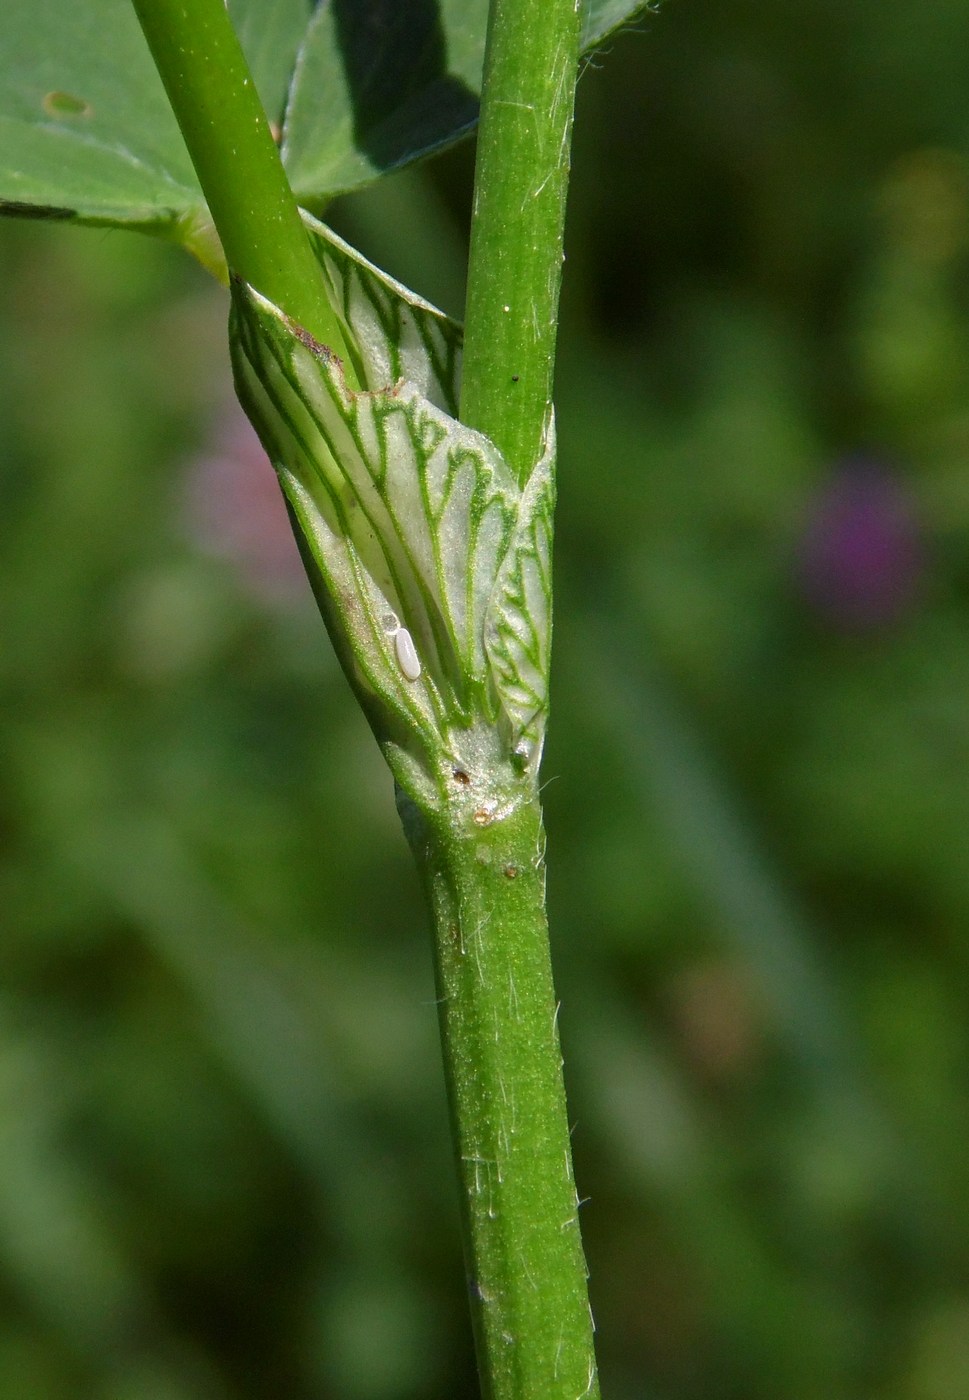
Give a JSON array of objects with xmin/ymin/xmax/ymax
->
[{"xmin": 130, "ymin": 0, "xmax": 596, "ymax": 1393}]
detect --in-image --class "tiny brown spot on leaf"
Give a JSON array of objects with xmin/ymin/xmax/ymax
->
[{"xmin": 43, "ymin": 91, "xmax": 92, "ymax": 119}]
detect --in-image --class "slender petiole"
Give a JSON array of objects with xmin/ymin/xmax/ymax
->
[{"xmin": 129, "ymin": 0, "xmax": 357, "ymax": 376}]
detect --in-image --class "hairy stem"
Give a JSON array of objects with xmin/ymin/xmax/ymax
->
[
  {"xmin": 129, "ymin": 0, "xmax": 355, "ymax": 368},
  {"xmin": 438, "ymin": 0, "xmax": 597, "ymax": 1391},
  {"xmin": 404, "ymin": 792, "xmax": 599, "ymax": 1400},
  {"xmin": 449, "ymin": 0, "xmax": 597, "ymax": 1394},
  {"xmin": 459, "ymin": 0, "xmax": 581, "ymax": 485}
]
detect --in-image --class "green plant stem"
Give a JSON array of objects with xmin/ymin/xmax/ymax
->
[
  {"xmin": 448, "ymin": 0, "xmax": 596, "ymax": 1393},
  {"xmin": 459, "ymin": 0, "xmax": 581, "ymax": 485},
  {"xmin": 128, "ymin": 0, "xmax": 354, "ymax": 367},
  {"xmin": 404, "ymin": 792, "xmax": 599, "ymax": 1400}
]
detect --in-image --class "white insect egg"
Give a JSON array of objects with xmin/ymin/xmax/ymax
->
[{"xmin": 393, "ymin": 626, "xmax": 422, "ymax": 682}]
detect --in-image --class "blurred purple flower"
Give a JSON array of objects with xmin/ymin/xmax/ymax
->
[
  {"xmin": 184, "ymin": 403, "xmax": 307, "ymax": 602},
  {"xmin": 799, "ymin": 457, "xmax": 922, "ymax": 629}
]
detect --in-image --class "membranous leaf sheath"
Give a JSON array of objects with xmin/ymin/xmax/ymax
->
[{"xmin": 230, "ymin": 214, "xmax": 553, "ymax": 812}]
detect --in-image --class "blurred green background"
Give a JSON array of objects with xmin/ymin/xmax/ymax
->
[{"xmin": 4, "ymin": 0, "xmax": 969, "ymax": 1396}]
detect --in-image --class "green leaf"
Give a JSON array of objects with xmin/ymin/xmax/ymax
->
[
  {"xmin": 0, "ymin": 0, "xmax": 196, "ymax": 228},
  {"xmin": 231, "ymin": 0, "xmax": 315, "ymax": 136},
  {"xmin": 230, "ymin": 213, "xmax": 554, "ymax": 805},
  {"xmin": 282, "ymin": 0, "xmax": 487, "ymax": 204},
  {"xmin": 583, "ymin": 0, "xmax": 652, "ymax": 49},
  {"xmin": 283, "ymin": 0, "xmax": 650, "ymax": 205},
  {"xmin": 0, "ymin": 0, "xmax": 648, "ymax": 235},
  {"xmin": 0, "ymin": 0, "xmax": 306, "ymax": 231}
]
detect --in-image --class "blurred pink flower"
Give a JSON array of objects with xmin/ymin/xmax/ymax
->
[
  {"xmin": 184, "ymin": 403, "xmax": 307, "ymax": 602},
  {"xmin": 799, "ymin": 457, "xmax": 922, "ymax": 629}
]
